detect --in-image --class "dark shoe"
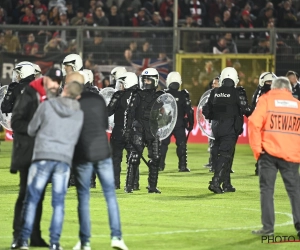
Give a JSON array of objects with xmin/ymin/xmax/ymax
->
[
  {"xmin": 208, "ymin": 182, "xmax": 224, "ymax": 194},
  {"xmin": 115, "ymin": 185, "xmax": 120, "ymax": 190},
  {"xmin": 159, "ymin": 165, "xmax": 165, "ymax": 171},
  {"xmin": 19, "ymin": 240, "xmax": 29, "ymax": 250},
  {"xmin": 133, "ymin": 185, "xmax": 140, "ymax": 191},
  {"xmin": 178, "ymin": 168, "xmax": 190, "ymax": 172},
  {"xmin": 252, "ymin": 229, "xmax": 274, "ymax": 236},
  {"xmin": 11, "ymin": 239, "xmax": 19, "ymax": 250},
  {"xmin": 148, "ymin": 187, "xmax": 161, "ymax": 193},
  {"xmin": 49, "ymin": 243, "xmax": 62, "ymax": 250},
  {"xmin": 124, "ymin": 186, "xmax": 133, "ymax": 193},
  {"xmin": 223, "ymin": 185, "xmax": 236, "ymax": 192},
  {"xmin": 230, "ymin": 169, "xmax": 234, "ymax": 173},
  {"xmin": 90, "ymin": 182, "xmax": 96, "ymax": 188},
  {"xmin": 297, "ymin": 231, "xmax": 300, "ymax": 238},
  {"xmin": 30, "ymin": 238, "xmax": 49, "ymax": 247},
  {"xmin": 209, "ymin": 168, "xmax": 215, "ymax": 173}
]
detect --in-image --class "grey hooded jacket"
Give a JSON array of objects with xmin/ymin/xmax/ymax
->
[{"xmin": 28, "ymin": 96, "xmax": 83, "ymax": 166}]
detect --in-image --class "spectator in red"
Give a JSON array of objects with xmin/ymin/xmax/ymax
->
[
  {"xmin": 132, "ymin": 8, "xmax": 150, "ymax": 27},
  {"xmin": 159, "ymin": 0, "xmax": 180, "ymax": 20},
  {"xmin": 49, "ymin": 6, "xmax": 60, "ymax": 25},
  {"xmin": 33, "ymin": 0, "xmax": 47, "ymax": 16},
  {"xmin": 19, "ymin": 5, "xmax": 37, "ymax": 25},
  {"xmin": 239, "ymin": 10, "xmax": 254, "ymax": 39},
  {"xmin": 108, "ymin": 5, "xmax": 123, "ymax": 26},
  {"xmin": 23, "ymin": 33, "xmax": 39, "ymax": 55},
  {"xmin": 188, "ymin": 0, "xmax": 207, "ymax": 26},
  {"xmin": 119, "ymin": 0, "xmax": 141, "ymax": 26},
  {"xmin": 84, "ymin": 13, "xmax": 96, "ymax": 38}
]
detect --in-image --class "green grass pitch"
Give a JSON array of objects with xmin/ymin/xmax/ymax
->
[{"xmin": 0, "ymin": 141, "xmax": 299, "ymax": 250}]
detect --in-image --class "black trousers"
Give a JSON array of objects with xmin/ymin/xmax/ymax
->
[
  {"xmin": 13, "ymin": 168, "xmax": 45, "ymax": 240},
  {"xmin": 110, "ymin": 125, "xmax": 129, "ymax": 187},
  {"xmin": 258, "ymin": 153, "xmax": 300, "ymax": 232},
  {"xmin": 211, "ymin": 118, "xmax": 237, "ymax": 186},
  {"xmin": 160, "ymin": 126, "xmax": 187, "ymax": 169}
]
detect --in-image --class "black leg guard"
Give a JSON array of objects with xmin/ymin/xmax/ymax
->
[
  {"xmin": 133, "ymin": 167, "xmax": 140, "ymax": 190},
  {"xmin": 147, "ymin": 160, "xmax": 161, "ymax": 193},
  {"xmin": 255, "ymin": 161, "xmax": 259, "ymax": 176},
  {"xmin": 125, "ymin": 152, "xmax": 140, "ymax": 193},
  {"xmin": 177, "ymin": 142, "xmax": 190, "ymax": 172}
]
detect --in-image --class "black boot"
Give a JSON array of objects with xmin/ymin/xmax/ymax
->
[
  {"xmin": 208, "ymin": 177, "xmax": 223, "ymax": 194},
  {"xmin": 222, "ymin": 181, "xmax": 236, "ymax": 192},
  {"xmin": 178, "ymin": 155, "xmax": 190, "ymax": 172}
]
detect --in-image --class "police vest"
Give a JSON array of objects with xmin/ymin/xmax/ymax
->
[{"xmin": 212, "ymin": 86, "xmax": 239, "ymax": 119}]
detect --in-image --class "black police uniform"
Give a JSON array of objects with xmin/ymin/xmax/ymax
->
[
  {"xmin": 159, "ymin": 85, "xmax": 194, "ymax": 172},
  {"xmin": 291, "ymin": 82, "xmax": 300, "ymax": 100},
  {"xmin": 107, "ymin": 85, "xmax": 139, "ymax": 189},
  {"xmin": 1, "ymin": 76, "xmax": 35, "ymax": 113},
  {"xmin": 250, "ymin": 83, "xmax": 271, "ymax": 175},
  {"xmin": 202, "ymin": 79, "xmax": 251, "ymax": 193},
  {"xmin": 124, "ymin": 88, "xmax": 165, "ymax": 193}
]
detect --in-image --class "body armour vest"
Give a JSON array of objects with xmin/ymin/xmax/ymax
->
[{"xmin": 212, "ymin": 86, "xmax": 239, "ymax": 119}]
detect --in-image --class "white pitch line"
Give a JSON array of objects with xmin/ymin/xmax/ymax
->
[{"xmin": 0, "ymin": 210, "xmax": 293, "ymax": 239}]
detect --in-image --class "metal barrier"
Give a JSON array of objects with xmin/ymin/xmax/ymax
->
[{"xmin": 1, "ymin": 25, "xmax": 300, "ymax": 92}]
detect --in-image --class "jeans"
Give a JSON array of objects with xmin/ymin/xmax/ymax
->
[
  {"xmin": 19, "ymin": 160, "xmax": 70, "ymax": 244},
  {"xmin": 74, "ymin": 157, "xmax": 122, "ymax": 244}
]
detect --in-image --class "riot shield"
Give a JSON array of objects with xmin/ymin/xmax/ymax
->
[
  {"xmin": 0, "ymin": 85, "xmax": 12, "ymax": 131},
  {"xmin": 196, "ymin": 89, "xmax": 214, "ymax": 140},
  {"xmin": 99, "ymin": 87, "xmax": 116, "ymax": 133},
  {"xmin": 149, "ymin": 93, "xmax": 177, "ymax": 141}
]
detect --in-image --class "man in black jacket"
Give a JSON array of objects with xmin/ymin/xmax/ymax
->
[
  {"xmin": 71, "ymin": 71, "xmax": 128, "ymax": 250},
  {"xmin": 9, "ymin": 67, "xmax": 62, "ymax": 249},
  {"xmin": 286, "ymin": 70, "xmax": 300, "ymax": 100},
  {"xmin": 159, "ymin": 71, "xmax": 194, "ymax": 172},
  {"xmin": 107, "ymin": 72, "xmax": 139, "ymax": 190}
]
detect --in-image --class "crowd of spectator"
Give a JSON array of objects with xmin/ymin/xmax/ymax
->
[
  {"xmin": 1, "ymin": 0, "xmax": 300, "ymax": 91},
  {"xmin": 1, "ymin": 1, "xmax": 300, "ymax": 56}
]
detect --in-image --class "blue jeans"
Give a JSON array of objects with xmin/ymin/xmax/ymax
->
[
  {"xmin": 74, "ymin": 157, "xmax": 122, "ymax": 244},
  {"xmin": 19, "ymin": 160, "xmax": 70, "ymax": 244}
]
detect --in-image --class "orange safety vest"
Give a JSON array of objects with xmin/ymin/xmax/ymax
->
[{"xmin": 248, "ymin": 89, "xmax": 300, "ymax": 162}]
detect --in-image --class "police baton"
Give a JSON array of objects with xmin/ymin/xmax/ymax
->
[{"xmin": 128, "ymin": 140, "xmax": 150, "ymax": 168}]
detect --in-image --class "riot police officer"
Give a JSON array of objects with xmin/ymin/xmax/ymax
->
[
  {"xmin": 251, "ymin": 72, "xmax": 276, "ymax": 175},
  {"xmin": 1, "ymin": 62, "xmax": 35, "ymax": 113},
  {"xmin": 159, "ymin": 71, "xmax": 194, "ymax": 172},
  {"xmin": 107, "ymin": 72, "xmax": 140, "ymax": 189},
  {"xmin": 202, "ymin": 67, "xmax": 251, "ymax": 194},
  {"xmin": 123, "ymin": 68, "xmax": 165, "ymax": 193}
]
